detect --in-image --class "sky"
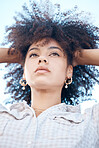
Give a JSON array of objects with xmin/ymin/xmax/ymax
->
[
  {"xmin": 0, "ymin": 0, "xmax": 99, "ymax": 44},
  {"xmin": 0, "ymin": 0, "xmax": 99, "ymax": 110}
]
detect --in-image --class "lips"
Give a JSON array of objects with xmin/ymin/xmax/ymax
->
[{"xmin": 35, "ymin": 66, "xmax": 50, "ymax": 73}]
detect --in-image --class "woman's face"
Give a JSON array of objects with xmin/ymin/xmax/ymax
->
[{"xmin": 24, "ymin": 38, "xmax": 73, "ymax": 90}]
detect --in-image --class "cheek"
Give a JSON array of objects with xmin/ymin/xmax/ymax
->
[
  {"xmin": 50, "ymin": 59, "xmax": 67, "ymax": 81},
  {"xmin": 24, "ymin": 61, "xmax": 36, "ymax": 81}
]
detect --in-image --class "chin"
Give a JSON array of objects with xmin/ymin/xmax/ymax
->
[
  {"xmin": 33, "ymin": 86, "xmax": 51, "ymax": 91},
  {"xmin": 30, "ymin": 82, "xmax": 51, "ymax": 89}
]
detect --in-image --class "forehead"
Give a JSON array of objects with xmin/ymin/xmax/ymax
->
[
  {"xmin": 29, "ymin": 38, "xmax": 62, "ymax": 49},
  {"xmin": 34, "ymin": 38, "xmax": 51, "ymax": 47}
]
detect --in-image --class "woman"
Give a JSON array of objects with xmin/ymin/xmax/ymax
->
[{"xmin": 0, "ymin": 1, "xmax": 99, "ymax": 148}]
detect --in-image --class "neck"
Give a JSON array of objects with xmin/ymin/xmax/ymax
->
[{"xmin": 31, "ymin": 88, "xmax": 61, "ymax": 117}]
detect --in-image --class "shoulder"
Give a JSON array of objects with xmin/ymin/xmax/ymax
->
[
  {"xmin": 0, "ymin": 103, "xmax": 8, "ymax": 111},
  {"xmin": 91, "ymin": 102, "xmax": 99, "ymax": 121},
  {"xmin": 84, "ymin": 102, "xmax": 99, "ymax": 117},
  {"xmin": 83, "ymin": 102, "xmax": 99, "ymax": 130},
  {"xmin": 0, "ymin": 101, "xmax": 34, "ymax": 120},
  {"xmin": 0, "ymin": 101, "xmax": 28, "ymax": 112}
]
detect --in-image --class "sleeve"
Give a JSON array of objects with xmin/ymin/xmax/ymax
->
[
  {"xmin": 92, "ymin": 103, "xmax": 99, "ymax": 134},
  {"xmin": 0, "ymin": 104, "xmax": 9, "ymax": 136}
]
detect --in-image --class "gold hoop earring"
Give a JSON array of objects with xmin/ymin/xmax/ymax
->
[
  {"xmin": 64, "ymin": 77, "xmax": 72, "ymax": 89},
  {"xmin": 19, "ymin": 78, "xmax": 27, "ymax": 90}
]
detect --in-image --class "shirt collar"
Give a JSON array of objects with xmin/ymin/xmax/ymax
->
[{"xmin": 0, "ymin": 101, "xmax": 82, "ymax": 122}]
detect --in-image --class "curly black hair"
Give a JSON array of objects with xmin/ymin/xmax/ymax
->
[{"xmin": 4, "ymin": 0, "xmax": 99, "ymax": 105}]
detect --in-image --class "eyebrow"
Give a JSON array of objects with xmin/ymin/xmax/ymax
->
[
  {"xmin": 29, "ymin": 48, "xmax": 39, "ymax": 52},
  {"xmin": 48, "ymin": 46, "xmax": 62, "ymax": 52},
  {"xmin": 29, "ymin": 46, "xmax": 63, "ymax": 52}
]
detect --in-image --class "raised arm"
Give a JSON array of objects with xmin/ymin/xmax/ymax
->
[
  {"xmin": 73, "ymin": 49, "xmax": 99, "ymax": 67},
  {"xmin": 0, "ymin": 48, "xmax": 22, "ymax": 64}
]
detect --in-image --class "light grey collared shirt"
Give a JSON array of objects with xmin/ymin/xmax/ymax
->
[{"xmin": 0, "ymin": 101, "xmax": 99, "ymax": 148}]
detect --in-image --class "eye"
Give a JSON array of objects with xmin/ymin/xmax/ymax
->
[
  {"xmin": 50, "ymin": 52, "xmax": 60, "ymax": 57},
  {"xmin": 29, "ymin": 53, "xmax": 38, "ymax": 58}
]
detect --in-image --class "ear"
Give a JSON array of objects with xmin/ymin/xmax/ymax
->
[{"xmin": 66, "ymin": 65, "xmax": 73, "ymax": 79}]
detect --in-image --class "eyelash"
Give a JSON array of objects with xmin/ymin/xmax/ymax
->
[
  {"xmin": 49, "ymin": 52, "xmax": 60, "ymax": 56},
  {"xmin": 29, "ymin": 53, "xmax": 38, "ymax": 57},
  {"xmin": 29, "ymin": 52, "xmax": 60, "ymax": 58}
]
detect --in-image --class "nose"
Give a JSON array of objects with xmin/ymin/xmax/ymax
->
[{"xmin": 38, "ymin": 56, "xmax": 48, "ymax": 64}]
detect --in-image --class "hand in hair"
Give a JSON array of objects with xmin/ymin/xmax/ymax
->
[
  {"xmin": 0, "ymin": 48, "xmax": 23, "ymax": 65},
  {"xmin": 73, "ymin": 49, "xmax": 99, "ymax": 67}
]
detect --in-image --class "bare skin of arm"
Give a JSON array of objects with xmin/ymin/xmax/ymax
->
[
  {"xmin": 0, "ymin": 48, "xmax": 22, "ymax": 64},
  {"xmin": 73, "ymin": 49, "xmax": 99, "ymax": 67}
]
